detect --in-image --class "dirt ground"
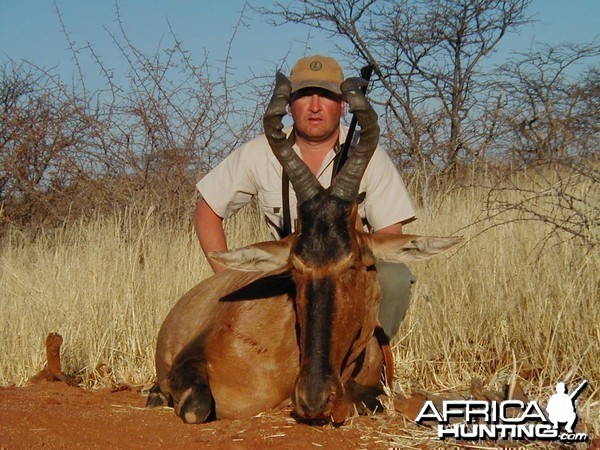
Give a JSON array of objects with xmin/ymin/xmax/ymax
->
[
  {"xmin": 1, "ymin": 381, "xmax": 597, "ymax": 449},
  {"xmin": 0, "ymin": 381, "xmax": 422, "ymax": 449}
]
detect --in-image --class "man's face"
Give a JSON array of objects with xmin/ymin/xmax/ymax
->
[{"xmin": 290, "ymin": 88, "xmax": 344, "ymax": 143}]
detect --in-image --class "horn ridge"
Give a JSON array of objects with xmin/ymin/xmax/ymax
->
[
  {"xmin": 263, "ymin": 72, "xmax": 323, "ymax": 205},
  {"xmin": 330, "ymin": 77, "xmax": 380, "ymax": 202}
]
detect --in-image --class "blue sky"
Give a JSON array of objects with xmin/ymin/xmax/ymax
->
[{"xmin": 1, "ymin": 0, "xmax": 598, "ymax": 90}]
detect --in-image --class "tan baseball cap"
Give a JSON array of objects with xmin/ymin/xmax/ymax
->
[{"xmin": 289, "ymin": 55, "xmax": 344, "ymax": 95}]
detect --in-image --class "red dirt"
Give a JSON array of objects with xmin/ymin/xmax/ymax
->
[
  {"xmin": 3, "ymin": 334, "xmax": 594, "ymax": 449},
  {"xmin": 2, "ymin": 381, "xmax": 597, "ymax": 449},
  {"xmin": 1, "ymin": 333, "xmax": 421, "ymax": 449},
  {"xmin": 0, "ymin": 381, "xmax": 413, "ymax": 449}
]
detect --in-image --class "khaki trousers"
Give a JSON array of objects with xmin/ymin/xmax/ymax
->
[{"xmin": 376, "ymin": 262, "xmax": 415, "ymax": 339}]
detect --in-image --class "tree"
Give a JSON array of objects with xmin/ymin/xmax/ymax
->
[
  {"xmin": 0, "ymin": 61, "xmax": 101, "ymax": 226},
  {"xmin": 259, "ymin": 0, "xmax": 530, "ymax": 177},
  {"xmin": 496, "ymin": 42, "xmax": 600, "ymax": 161},
  {"xmin": 0, "ymin": 5, "xmax": 267, "ymax": 229},
  {"xmin": 483, "ymin": 43, "xmax": 599, "ymax": 249}
]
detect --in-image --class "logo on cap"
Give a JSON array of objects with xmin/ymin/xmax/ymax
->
[{"xmin": 309, "ymin": 61, "xmax": 322, "ymax": 71}]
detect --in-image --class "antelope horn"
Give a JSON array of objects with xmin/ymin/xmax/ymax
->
[
  {"xmin": 263, "ymin": 71, "xmax": 323, "ymax": 205},
  {"xmin": 330, "ymin": 77, "xmax": 380, "ymax": 202}
]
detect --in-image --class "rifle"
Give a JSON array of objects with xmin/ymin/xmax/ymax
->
[
  {"xmin": 333, "ymin": 63, "xmax": 374, "ymax": 176},
  {"xmin": 569, "ymin": 379, "xmax": 588, "ymax": 401}
]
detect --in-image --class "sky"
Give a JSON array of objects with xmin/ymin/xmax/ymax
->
[{"xmin": 0, "ymin": 0, "xmax": 599, "ymax": 92}]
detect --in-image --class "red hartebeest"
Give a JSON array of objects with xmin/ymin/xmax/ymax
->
[{"xmin": 146, "ymin": 73, "xmax": 461, "ymax": 424}]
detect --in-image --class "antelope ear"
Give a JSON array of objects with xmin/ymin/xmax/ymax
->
[
  {"xmin": 361, "ymin": 234, "xmax": 463, "ymax": 263},
  {"xmin": 209, "ymin": 235, "xmax": 295, "ymax": 272}
]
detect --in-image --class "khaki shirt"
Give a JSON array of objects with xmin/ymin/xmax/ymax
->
[{"xmin": 197, "ymin": 126, "xmax": 416, "ymax": 239}]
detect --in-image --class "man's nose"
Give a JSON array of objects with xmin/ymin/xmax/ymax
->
[{"xmin": 309, "ymin": 94, "xmax": 322, "ymax": 112}]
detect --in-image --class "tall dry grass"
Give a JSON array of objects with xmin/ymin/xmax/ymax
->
[
  {"xmin": 0, "ymin": 172, "xmax": 597, "ymax": 434},
  {"xmin": 395, "ymin": 167, "xmax": 599, "ymax": 435},
  {"xmin": 0, "ymin": 203, "xmax": 267, "ymax": 386}
]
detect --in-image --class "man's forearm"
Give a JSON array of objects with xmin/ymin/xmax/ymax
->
[
  {"xmin": 194, "ymin": 199, "xmax": 228, "ymax": 273},
  {"xmin": 375, "ymin": 222, "xmax": 403, "ymax": 235}
]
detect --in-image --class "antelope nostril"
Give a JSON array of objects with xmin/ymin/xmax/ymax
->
[{"xmin": 294, "ymin": 388, "xmax": 334, "ymax": 419}]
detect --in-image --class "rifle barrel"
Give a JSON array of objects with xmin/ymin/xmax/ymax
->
[{"xmin": 335, "ymin": 64, "xmax": 374, "ymax": 175}]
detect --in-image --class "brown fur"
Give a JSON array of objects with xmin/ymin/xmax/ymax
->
[
  {"xmin": 149, "ymin": 207, "xmax": 461, "ymax": 423},
  {"xmin": 151, "ymin": 226, "xmax": 388, "ymax": 421}
]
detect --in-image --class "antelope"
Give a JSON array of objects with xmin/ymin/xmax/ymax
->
[{"xmin": 146, "ymin": 73, "xmax": 461, "ymax": 424}]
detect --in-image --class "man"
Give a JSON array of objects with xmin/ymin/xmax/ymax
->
[{"xmin": 194, "ymin": 55, "xmax": 416, "ymax": 339}]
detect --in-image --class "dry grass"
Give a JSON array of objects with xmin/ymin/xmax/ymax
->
[
  {"xmin": 388, "ymin": 172, "xmax": 599, "ymax": 447},
  {"xmin": 0, "ymin": 172, "xmax": 597, "ymax": 445},
  {"xmin": 0, "ymin": 203, "xmax": 267, "ymax": 386}
]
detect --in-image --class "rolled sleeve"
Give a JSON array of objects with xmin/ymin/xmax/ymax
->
[
  {"xmin": 196, "ymin": 141, "xmax": 258, "ymax": 219},
  {"xmin": 360, "ymin": 148, "xmax": 416, "ymax": 231}
]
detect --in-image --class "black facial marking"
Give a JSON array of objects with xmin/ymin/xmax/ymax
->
[
  {"xmin": 304, "ymin": 276, "xmax": 335, "ymax": 377},
  {"xmin": 296, "ymin": 190, "xmax": 353, "ymax": 266}
]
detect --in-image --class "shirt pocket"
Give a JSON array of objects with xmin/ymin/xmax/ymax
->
[{"xmin": 258, "ymin": 191, "xmax": 285, "ymax": 229}]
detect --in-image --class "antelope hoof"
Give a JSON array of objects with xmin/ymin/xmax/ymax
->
[
  {"xmin": 146, "ymin": 383, "xmax": 170, "ymax": 408},
  {"xmin": 176, "ymin": 384, "xmax": 214, "ymax": 424}
]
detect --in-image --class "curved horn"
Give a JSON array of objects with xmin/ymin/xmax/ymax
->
[
  {"xmin": 329, "ymin": 77, "xmax": 380, "ymax": 202},
  {"xmin": 263, "ymin": 72, "xmax": 323, "ymax": 204}
]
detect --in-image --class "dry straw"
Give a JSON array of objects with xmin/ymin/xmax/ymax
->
[{"xmin": 0, "ymin": 171, "xmax": 598, "ymax": 441}]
